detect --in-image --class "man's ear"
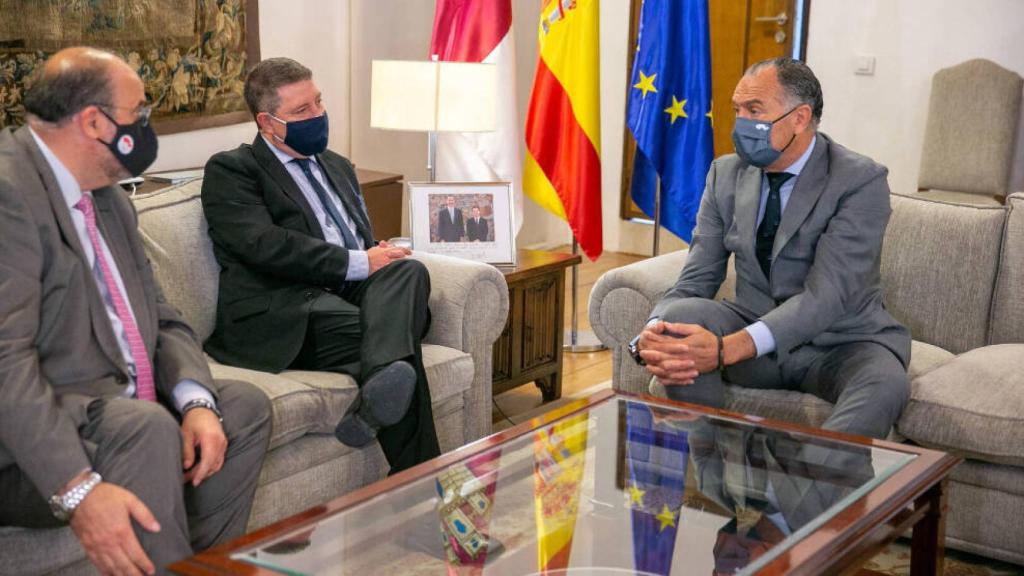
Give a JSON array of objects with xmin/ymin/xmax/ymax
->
[
  {"xmin": 77, "ymin": 106, "xmax": 108, "ymax": 141},
  {"xmin": 255, "ymin": 112, "xmax": 274, "ymax": 135},
  {"xmin": 795, "ymin": 104, "xmax": 814, "ymax": 133}
]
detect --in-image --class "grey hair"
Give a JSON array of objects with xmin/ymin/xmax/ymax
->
[
  {"xmin": 746, "ymin": 57, "xmax": 823, "ymax": 125},
  {"xmin": 244, "ymin": 57, "xmax": 313, "ymax": 118}
]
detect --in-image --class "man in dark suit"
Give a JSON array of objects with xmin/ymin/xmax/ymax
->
[
  {"xmin": 0, "ymin": 48, "xmax": 271, "ymax": 574},
  {"xmin": 465, "ymin": 205, "xmax": 489, "ymax": 242},
  {"xmin": 201, "ymin": 58, "xmax": 440, "ymax": 472},
  {"xmin": 437, "ymin": 195, "xmax": 465, "ymax": 242},
  {"xmin": 631, "ymin": 58, "xmax": 911, "ymax": 440}
]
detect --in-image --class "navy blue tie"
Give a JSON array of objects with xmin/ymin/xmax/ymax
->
[
  {"xmin": 293, "ymin": 158, "xmax": 360, "ymax": 250},
  {"xmin": 756, "ymin": 172, "xmax": 794, "ymax": 279}
]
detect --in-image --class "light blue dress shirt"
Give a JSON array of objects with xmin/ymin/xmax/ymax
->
[
  {"xmin": 30, "ymin": 129, "xmax": 214, "ymax": 413},
  {"xmin": 262, "ymin": 137, "xmax": 369, "ymax": 281},
  {"xmin": 744, "ymin": 135, "xmax": 817, "ymax": 357}
]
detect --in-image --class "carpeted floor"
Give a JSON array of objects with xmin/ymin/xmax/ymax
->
[{"xmin": 864, "ymin": 541, "xmax": 1023, "ymax": 575}]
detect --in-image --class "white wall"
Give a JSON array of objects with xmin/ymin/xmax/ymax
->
[
  {"xmin": 806, "ymin": 0, "xmax": 1024, "ymax": 196},
  {"xmin": 150, "ymin": 0, "xmax": 351, "ymax": 172},
  {"xmin": 152, "ymin": 0, "xmax": 1024, "ymax": 250}
]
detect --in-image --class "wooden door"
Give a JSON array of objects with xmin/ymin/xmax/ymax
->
[{"xmin": 620, "ymin": 0, "xmax": 808, "ymax": 221}]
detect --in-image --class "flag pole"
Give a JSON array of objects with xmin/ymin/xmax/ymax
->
[
  {"xmin": 564, "ymin": 238, "xmax": 607, "ymax": 353},
  {"xmin": 652, "ymin": 176, "xmax": 662, "ymax": 256}
]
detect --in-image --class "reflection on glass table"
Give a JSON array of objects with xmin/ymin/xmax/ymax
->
[{"xmin": 232, "ymin": 396, "xmax": 916, "ymax": 576}]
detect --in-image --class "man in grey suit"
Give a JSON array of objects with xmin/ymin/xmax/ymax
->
[
  {"xmin": 0, "ymin": 48, "xmax": 271, "ymax": 574},
  {"xmin": 630, "ymin": 58, "xmax": 910, "ymax": 440}
]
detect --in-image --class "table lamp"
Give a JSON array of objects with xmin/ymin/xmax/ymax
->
[{"xmin": 370, "ymin": 59, "xmax": 497, "ymax": 182}]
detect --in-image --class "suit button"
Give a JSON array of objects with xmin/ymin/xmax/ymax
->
[{"xmin": 304, "ymin": 290, "xmax": 315, "ymax": 301}]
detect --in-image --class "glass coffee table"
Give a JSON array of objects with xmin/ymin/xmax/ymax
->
[{"xmin": 171, "ymin": 390, "xmax": 960, "ymax": 575}]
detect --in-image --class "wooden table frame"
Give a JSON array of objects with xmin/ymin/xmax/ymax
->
[{"xmin": 170, "ymin": 389, "xmax": 961, "ymax": 575}]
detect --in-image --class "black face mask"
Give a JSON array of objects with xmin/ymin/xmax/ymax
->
[{"xmin": 97, "ymin": 109, "xmax": 159, "ymax": 177}]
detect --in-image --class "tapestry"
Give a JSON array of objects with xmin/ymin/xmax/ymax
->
[{"xmin": 0, "ymin": 0, "xmax": 256, "ymax": 132}]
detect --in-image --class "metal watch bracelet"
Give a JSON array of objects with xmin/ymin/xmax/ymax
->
[
  {"xmin": 49, "ymin": 471, "xmax": 102, "ymax": 522},
  {"xmin": 182, "ymin": 398, "xmax": 223, "ymax": 422}
]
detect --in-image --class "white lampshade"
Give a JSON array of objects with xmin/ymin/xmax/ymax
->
[{"xmin": 370, "ymin": 60, "xmax": 497, "ymax": 133}]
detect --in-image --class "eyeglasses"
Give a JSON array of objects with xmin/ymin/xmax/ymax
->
[{"xmin": 91, "ymin": 103, "xmax": 153, "ymax": 126}]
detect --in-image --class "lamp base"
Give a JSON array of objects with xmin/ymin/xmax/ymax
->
[{"xmin": 563, "ymin": 329, "xmax": 608, "ymax": 353}]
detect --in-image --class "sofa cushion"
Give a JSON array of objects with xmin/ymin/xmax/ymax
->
[
  {"xmin": 133, "ymin": 179, "xmax": 218, "ymax": 340},
  {"xmin": 208, "ymin": 344, "xmax": 473, "ymax": 451},
  {"xmin": 989, "ymin": 192, "xmax": 1024, "ymax": 345},
  {"xmin": 908, "ymin": 339, "xmax": 955, "ymax": 380},
  {"xmin": 881, "ymin": 194, "xmax": 1006, "ymax": 353},
  {"xmin": 208, "ymin": 358, "xmax": 346, "ymax": 450},
  {"xmin": 898, "ymin": 344, "xmax": 1024, "ymax": 466}
]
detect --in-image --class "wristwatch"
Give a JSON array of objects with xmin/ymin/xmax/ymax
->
[
  {"xmin": 49, "ymin": 471, "xmax": 102, "ymax": 522},
  {"xmin": 628, "ymin": 333, "xmax": 645, "ymax": 366},
  {"xmin": 182, "ymin": 397, "xmax": 224, "ymax": 422}
]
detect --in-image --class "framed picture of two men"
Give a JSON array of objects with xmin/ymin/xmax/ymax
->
[{"xmin": 408, "ymin": 181, "xmax": 516, "ymax": 266}]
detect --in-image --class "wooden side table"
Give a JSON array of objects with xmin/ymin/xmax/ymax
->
[
  {"xmin": 354, "ymin": 168, "xmax": 402, "ymax": 240},
  {"xmin": 492, "ymin": 250, "xmax": 582, "ymax": 402}
]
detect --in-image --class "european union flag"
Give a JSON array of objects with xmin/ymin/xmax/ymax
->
[{"xmin": 627, "ymin": 0, "xmax": 714, "ymax": 243}]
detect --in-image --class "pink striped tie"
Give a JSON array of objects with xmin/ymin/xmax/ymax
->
[{"xmin": 75, "ymin": 194, "xmax": 157, "ymax": 402}]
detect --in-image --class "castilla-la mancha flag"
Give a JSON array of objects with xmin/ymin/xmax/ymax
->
[
  {"xmin": 523, "ymin": 0, "xmax": 602, "ymax": 260},
  {"xmin": 430, "ymin": 0, "xmax": 523, "ymax": 235}
]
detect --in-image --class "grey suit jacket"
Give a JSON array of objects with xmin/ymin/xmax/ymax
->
[
  {"xmin": 0, "ymin": 127, "xmax": 215, "ymax": 498},
  {"xmin": 652, "ymin": 134, "xmax": 910, "ymax": 367}
]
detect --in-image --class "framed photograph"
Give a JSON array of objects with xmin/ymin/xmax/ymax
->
[{"xmin": 408, "ymin": 181, "xmax": 516, "ymax": 266}]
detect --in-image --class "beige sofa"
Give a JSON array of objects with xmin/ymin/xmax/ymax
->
[
  {"xmin": 589, "ymin": 192, "xmax": 1024, "ymax": 565},
  {"xmin": 0, "ymin": 179, "xmax": 509, "ymax": 575}
]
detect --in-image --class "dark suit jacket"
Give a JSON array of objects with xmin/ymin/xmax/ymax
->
[
  {"xmin": 201, "ymin": 136, "xmax": 374, "ymax": 373},
  {"xmin": 465, "ymin": 217, "xmax": 488, "ymax": 242},
  {"xmin": 652, "ymin": 134, "xmax": 910, "ymax": 367},
  {"xmin": 437, "ymin": 206, "xmax": 464, "ymax": 242},
  {"xmin": 0, "ymin": 127, "xmax": 216, "ymax": 498}
]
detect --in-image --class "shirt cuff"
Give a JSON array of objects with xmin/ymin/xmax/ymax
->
[
  {"xmin": 744, "ymin": 321, "xmax": 777, "ymax": 357},
  {"xmin": 172, "ymin": 379, "xmax": 217, "ymax": 414},
  {"xmin": 345, "ymin": 250, "xmax": 369, "ymax": 281}
]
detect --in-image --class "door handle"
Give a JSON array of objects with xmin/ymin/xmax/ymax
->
[{"xmin": 754, "ymin": 12, "xmax": 788, "ymax": 26}]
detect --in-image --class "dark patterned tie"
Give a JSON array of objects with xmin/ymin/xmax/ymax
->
[
  {"xmin": 756, "ymin": 172, "xmax": 794, "ymax": 279},
  {"xmin": 293, "ymin": 158, "xmax": 360, "ymax": 250}
]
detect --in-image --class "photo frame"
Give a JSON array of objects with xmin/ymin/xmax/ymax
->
[{"xmin": 408, "ymin": 181, "xmax": 516, "ymax": 266}]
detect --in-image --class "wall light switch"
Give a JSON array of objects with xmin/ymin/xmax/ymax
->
[{"xmin": 855, "ymin": 55, "xmax": 876, "ymax": 76}]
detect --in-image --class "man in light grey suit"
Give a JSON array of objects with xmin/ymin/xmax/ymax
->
[
  {"xmin": 0, "ymin": 48, "xmax": 271, "ymax": 574},
  {"xmin": 631, "ymin": 58, "xmax": 910, "ymax": 440}
]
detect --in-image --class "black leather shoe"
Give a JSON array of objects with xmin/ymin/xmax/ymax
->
[{"xmin": 335, "ymin": 361, "xmax": 416, "ymax": 447}]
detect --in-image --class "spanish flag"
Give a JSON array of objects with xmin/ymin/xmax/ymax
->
[{"xmin": 523, "ymin": 0, "xmax": 602, "ymax": 260}]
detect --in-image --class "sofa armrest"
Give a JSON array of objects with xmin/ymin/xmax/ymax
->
[
  {"xmin": 588, "ymin": 250, "xmax": 689, "ymax": 394},
  {"xmin": 413, "ymin": 252, "xmax": 509, "ymax": 442}
]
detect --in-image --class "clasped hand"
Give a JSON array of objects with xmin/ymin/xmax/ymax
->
[
  {"xmin": 367, "ymin": 240, "xmax": 411, "ymax": 273},
  {"xmin": 638, "ymin": 321, "xmax": 720, "ymax": 386}
]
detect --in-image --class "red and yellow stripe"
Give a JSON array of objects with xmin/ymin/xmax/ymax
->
[{"xmin": 524, "ymin": 0, "xmax": 602, "ymax": 260}]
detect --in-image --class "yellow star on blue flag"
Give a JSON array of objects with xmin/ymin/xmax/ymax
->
[
  {"xmin": 633, "ymin": 71, "xmax": 658, "ymax": 98},
  {"xmin": 663, "ymin": 96, "xmax": 688, "ymax": 124}
]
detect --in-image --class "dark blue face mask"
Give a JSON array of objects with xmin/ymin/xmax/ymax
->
[
  {"xmin": 271, "ymin": 112, "xmax": 329, "ymax": 157},
  {"xmin": 731, "ymin": 106, "xmax": 799, "ymax": 168}
]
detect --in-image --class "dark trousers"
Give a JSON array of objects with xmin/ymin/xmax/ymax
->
[
  {"xmin": 656, "ymin": 297, "xmax": 910, "ymax": 439},
  {"xmin": 0, "ymin": 380, "xmax": 271, "ymax": 573},
  {"xmin": 289, "ymin": 258, "xmax": 441, "ymax": 473}
]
